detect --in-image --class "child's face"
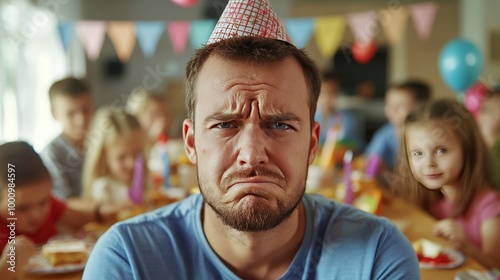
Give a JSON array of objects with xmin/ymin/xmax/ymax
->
[
  {"xmin": 405, "ymin": 122, "xmax": 463, "ymax": 190},
  {"xmin": 138, "ymin": 99, "xmax": 169, "ymax": 140},
  {"xmin": 106, "ymin": 131, "xmax": 145, "ymax": 185},
  {"xmin": 52, "ymin": 93, "xmax": 94, "ymax": 142},
  {"xmin": 477, "ymin": 95, "xmax": 500, "ymax": 138},
  {"xmin": 0, "ymin": 180, "xmax": 52, "ymax": 234},
  {"xmin": 384, "ymin": 89, "xmax": 416, "ymax": 127}
]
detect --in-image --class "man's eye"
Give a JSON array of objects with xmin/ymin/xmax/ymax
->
[
  {"xmin": 216, "ymin": 122, "xmax": 235, "ymax": 129},
  {"xmin": 271, "ymin": 123, "xmax": 291, "ymax": 130}
]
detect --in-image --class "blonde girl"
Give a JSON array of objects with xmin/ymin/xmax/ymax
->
[
  {"xmin": 397, "ymin": 99, "xmax": 500, "ymax": 269},
  {"xmin": 82, "ymin": 107, "xmax": 147, "ymax": 205}
]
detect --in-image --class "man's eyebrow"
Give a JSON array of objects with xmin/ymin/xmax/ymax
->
[
  {"xmin": 261, "ymin": 113, "xmax": 302, "ymax": 124},
  {"xmin": 203, "ymin": 112, "xmax": 244, "ymax": 124}
]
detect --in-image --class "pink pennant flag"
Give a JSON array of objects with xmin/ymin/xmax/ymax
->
[
  {"xmin": 410, "ymin": 2, "xmax": 438, "ymax": 40},
  {"xmin": 379, "ymin": 7, "xmax": 409, "ymax": 46},
  {"xmin": 108, "ymin": 21, "xmax": 136, "ymax": 62},
  {"xmin": 168, "ymin": 21, "xmax": 190, "ymax": 55},
  {"xmin": 347, "ymin": 11, "xmax": 378, "ymax": 44},
  {"xmin": 76, "ymin": 21, "xmax": 106, "ymax": 61}
]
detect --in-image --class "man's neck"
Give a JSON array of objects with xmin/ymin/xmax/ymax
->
[{"xmin": 203, "ymin": 202, "xmax": 306, "ymax": 280}]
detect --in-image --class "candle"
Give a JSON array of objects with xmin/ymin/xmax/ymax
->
[
  {"xmin": 343, "ymin": 150, "xmax": 354, "ymax": 205},
  {"xmin": 128, "ymin": 155, "xmax": 144, "ymax": 204}
]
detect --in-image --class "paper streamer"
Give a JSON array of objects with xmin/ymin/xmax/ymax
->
[
  {"xmin": 57, "ymin": 21, "xmax": 75, "ymax": 52},
  {"xmin": 285, "ymin": 18, "xmax": 315, "ymax": 48},
  {"xmin": 135, "ymin": 21, "xmax": 165, "ymax": 58},
  {"xmin": 190, "ymin": 19, "xmax": 217, "ymax": 49},
  {"xmin": 168, "ymin": 21, "xmax": 190, "ymax": 55},
  {"xmin": 76, "ymin": 21, "xmax": 107, "ymax": 61},
  {"xmin": 314, "ymin": 16, "xmax": 346, "ymax": 58},
  {"xmin": 409, "ymin": 2, "xmax": 438, "ymax": 40},
  {"xmin": 108, "ymin": 21, "xmax": 136, "ymax": 62}
]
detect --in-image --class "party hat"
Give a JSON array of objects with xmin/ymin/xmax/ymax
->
[{"xmin": 207, "ymin": 0, "xmax": 292, "ymax": 45}]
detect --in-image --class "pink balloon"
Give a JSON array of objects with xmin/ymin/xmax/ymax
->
[
  {"xmin": 171, "ymin": 0, "xmax": 197, "ymax": 8},
  {"xmin": 464, "ymin": 82, "xmax": 489, "ymax": 117}
]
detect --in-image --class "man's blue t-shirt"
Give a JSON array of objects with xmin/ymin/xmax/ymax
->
[
  {"xmin": 365, "ymin": 123, "xmax": 398, "ymax": 170},
  {"xmin": 83, "ymin": 194, "xmax": 419, "ymax": 280}
]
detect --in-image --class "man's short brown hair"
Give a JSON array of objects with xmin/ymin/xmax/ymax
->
[
  {"xmin": 49, "ymin": 77, "xmax": 90, "ymax": 106},
  {"xmin": 185, "ymin": 37, "xmax": 321, "ymax": 125}
]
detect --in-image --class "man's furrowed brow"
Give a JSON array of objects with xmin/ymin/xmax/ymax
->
[
  {"xmin": 203, "ymin": 112, "xmax": 244, "ymax": 124},
  {"xmin": 262, "ymin": 113, "xmax": 302, "ymax": 124}
]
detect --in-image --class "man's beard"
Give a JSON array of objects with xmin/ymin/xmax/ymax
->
[{"xmin": 198, "ymin": 166, "xmax": 306, "ymax": 232}]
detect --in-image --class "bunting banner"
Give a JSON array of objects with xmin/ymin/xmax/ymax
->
[
  {"xmin": 168, "ymin": 21, "xmax": 190, "ymax": 55},
  {"xmin": 57, "ymin": 21, "xmax": 75, "ymax": 52},
  {"xmin": 76, "ymin": 21, "xmax": 107, "ymax": 61},
  {"xmin": 285, "ymin": 18, "xmax": 315, "ymax": 49},
  {"xmin": 135, "ymin": 21, "xmax": 165, "ymax": 58},
  {"xmin": 409, "ymin": 2, "xmax": 438, "ymax": 40},
  {"xmin": 379, "ymin": 7, "xmax": 409, "ymax": 46},
  {"xmin": 189, "ymin": 19, "xmax": 216, "ymax": 49},
  {"xmin": 314, "ymin": 16, "xmax": 346, "ymax": 58},
  {"xmin": 347, "ymin": 11, "xmax": 378, "ymax": 44},
  {"xmin": 107, "ymin": 21, "xmax": 136, "ymax": 62}
]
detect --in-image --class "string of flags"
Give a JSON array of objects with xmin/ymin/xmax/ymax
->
[{"xmin": 57, "ymin": 2, "xmax": 438, "ymax": 62}]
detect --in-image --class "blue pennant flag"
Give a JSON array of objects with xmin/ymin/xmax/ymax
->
[
  {"xmin": 189, "ymin": 20, "xmax": 216, "ymax": 49},
  {"xmin": 136, "ymin": 21, "xmax": 165, "ymax": 58},
  {"xmin": 285, "ymin": 18, "xmax": 315, "ymax": 49},
  {"xmin": 57, "ymin": 21, "xmax": 75, "ymax": 52}
]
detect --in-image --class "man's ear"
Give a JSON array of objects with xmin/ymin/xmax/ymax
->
[
  {"xmin": 308, "ymin": 121, "xmax": 320, "ymax": 165},
  {"xmin": 183, "ymin": 119, "xmax": 197, "ymax": 164}
]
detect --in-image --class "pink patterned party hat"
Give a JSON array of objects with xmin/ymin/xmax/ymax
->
[{"xmin": 207, "ymin": 0, "xmax": 292, "ymax": 45}]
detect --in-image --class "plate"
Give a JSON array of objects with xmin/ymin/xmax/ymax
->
[{"xmin": 418, "ymin": 248, "xmax": 465, "ymax": 269}]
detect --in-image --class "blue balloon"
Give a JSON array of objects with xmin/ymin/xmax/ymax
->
[{"xmin": 438, "ymin": 39, "xmax": 483, "ymax": 92}]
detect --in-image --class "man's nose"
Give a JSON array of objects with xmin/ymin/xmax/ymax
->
[{"xmin": 236, "ymin": 124, "xmax": 269, "ymax": 167}]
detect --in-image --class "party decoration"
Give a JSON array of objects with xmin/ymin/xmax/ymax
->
[
  {"xmin": 207, "ymin": 0, "xmax": 291, "ymax": 45},
  {"xmin": 285, "ymin": 18, "xmax": 315, "ymax": 48},
  {"xmin": 464, "ymin": 82, "xmax": 489, "ymax": 117},
  {"xmin": 379, "ymin": 7, "xmax": 409, "ymax": 46},
  {"xmin": 439, "ymin": 39, "xmax": 484, "ymax": 92},
  {"xmin": 108, "ymin": 21, "xmax": 136, "ymax": 62},
  {"xmin": 352, "ymin": 39, "xmax": 377, "ymax": 64},
  {"xmin": 76, "ymin": 21, "xmax": 107, "ymax": 61},
  {"xmin": 57, "ymin": 21, "xmax": 75, "ymax": 52},
  {"xmin": 189, "ymin": 20, "xmax": 217, "ymax": 49},
  {"xmin": 315, "ymin": 16, "xmax": 346, "ymax": 58},
  {"xmin": 135, "ymin": 21, "xmax": 165, "ymax": 58},
  {"xmin": 347, "ymin": 11, "xmax": 377, "ymax": 44},
  {"xmin": 409, "ymin": 2, "xmax": 438, "ymax": 40},
  {"xmin": 128, "ymin": 155, "xmax": 145, "ymax": 204},
  {"xmin": 171, "ymin": 0, "xmax": 197, "ymax": 8},
  {"xmin": 168, "ymin": 21, "xmax": 190, "ymax": 55}
]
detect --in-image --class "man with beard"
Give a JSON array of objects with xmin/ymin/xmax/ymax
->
[{"xmin": 84, "ymin": 1, "xmax": 419, "ymax": 279}]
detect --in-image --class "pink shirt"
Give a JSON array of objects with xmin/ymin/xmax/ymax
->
[{"xmin": 430, "ymin": 190, "xmax": 500, "ymax": 249}]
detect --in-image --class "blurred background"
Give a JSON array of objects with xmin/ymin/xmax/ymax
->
[{"xmin": 0, "ymin": 0, "xmax": 499, "ymax": 151}]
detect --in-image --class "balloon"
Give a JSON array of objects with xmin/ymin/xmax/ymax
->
[
  {"xmin": 438, "ymin": 39, "xmax": 483, "ymax": 92},
  {"xmin": 464, "ymin": 82, "xmax": 489, "ymax": 117},
  {"xmin": 352, "ymin": 39, "xmax": 377, "ymax": 64},
  {"xmin": 171, "ymin": 0, "xmax": 197, "ymax": 8}
]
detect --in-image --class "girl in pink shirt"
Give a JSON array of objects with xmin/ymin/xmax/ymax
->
[{"xmin": 397, "ymin": 99, "xmax": 500, "ymax": 269}]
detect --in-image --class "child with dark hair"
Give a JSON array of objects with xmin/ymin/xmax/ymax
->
[
  {"xmin": 41, "ymin": 77, "xmax": 94, "ymax": 199},
  {"xmin": 0, "ymin": 141, "xmax": 117, "ymax": 278}
]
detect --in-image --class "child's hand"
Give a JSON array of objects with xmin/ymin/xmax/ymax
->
[
  {"xmin": 1, "ymin": 236, "xmax": 36, "ymax": 272},
  {"xmin": 433, "ymin": 219, "xmax": 467, "ymax": 250}
]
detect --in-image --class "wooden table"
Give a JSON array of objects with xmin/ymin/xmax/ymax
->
[{"xmin": 381, "ymin": 190, "xmax": 486, "ymax": 280}]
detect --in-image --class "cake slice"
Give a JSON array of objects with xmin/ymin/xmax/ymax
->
[
  {"xmin": 41, "ymin": 240, "xmax": 88, "ymax": 267},
  {"xmin": 412, "ymin": 239, "xmax": 442, "ymax": 258}
]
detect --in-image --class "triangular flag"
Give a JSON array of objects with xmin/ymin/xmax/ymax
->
[
  {"xmin": 168, "ymin": 21, "xmax": 190, "ymax": 55},
  {"xmin": 190, "ymin": 19, "xmax": 216, "ymax": 49},
  {"xmin": 347, "ymin": 11, "xmax": 377, "ymax": 44},
  {"xmin": 379, "ymin": 8, "xmax": 408, "ymax": 46},
  {"xmin": 314, "ymin": 16, "xmax": 346, "ymax": 58},
  {"xmin": 285, "ymin": 18, "xmax": 315, "ymax": 48},
  {"xmin": 57, "ymin": 21, "xmax": 75, "ymax": 52},
  {"xmin": 108, "ymin": 21, "xmax": 136, "ymax": 62},
  {"xmin": 135, "ymin": 21, "xmax": 165, "ymax": 58},
  {"xmin": 76, "ymin": 21, "xmax": 106, "ymax": 61},
  {"xmin": 410, "ymin": 2, "xmax": 438, "ymax": 40},
  {"xmin": 207, "ymin": 0, "xmax": 291, "ymax": 45}
]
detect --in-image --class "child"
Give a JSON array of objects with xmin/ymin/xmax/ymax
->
[
  {"xmin": 82, "ymin": 107, "xmax": 147, "ymax": 205},
  {"xmin": 397, "ymin": 99, "xmax": 500, "ymax": 269},
  {"xmin": 0, "ymin": 141, "xmax": 117, "ymax": 279},
  {"xmin": 41, "ymin": 77, "xmax": 94, "ymax": 200},
  {"xmin": 365, "ymin": 80, "xmax": 431, "ymax": 173},
  {"xmin": 477, "ymin": 89, "xmax": 500, "ymax": 189}
]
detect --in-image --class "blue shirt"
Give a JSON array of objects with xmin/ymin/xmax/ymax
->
[
  {"xmin": 365, "ymin": 123, "xmax": 398, "ymax": 170},
  {"xmin": 83, "ymin": 194, "xmax": 419, "ymax": 280}
]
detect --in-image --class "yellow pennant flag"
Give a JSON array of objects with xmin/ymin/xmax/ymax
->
[
  {"xmin": 314, "ymin": 16, "xmax": 346, "ymax": 58},
  {"xmin": 379, "ymin": 7, "xmax": 409, "ymax": 46},
  {"xmin": 107, "ymin": 21, "xmax": 136, "ymax": 62}
]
